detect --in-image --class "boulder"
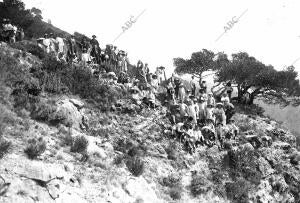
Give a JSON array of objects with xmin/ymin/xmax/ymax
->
[
  {"xmin": 273, "ymin": 141, "xmax": 291, "ymax": 151},
  {"xmin": 69, "ymin": 99, "xmax": 84, "ymax": 109},
  {"xmin": 16, "ymin": 161, "xmax": 66, "ymax": 183},
  {"xmin": 290, "ymin": 152, "xmax": 300, "ymax": 165},
  {"xmin": 257, "ymin": 157, "xmax": 275, "ymax": 178},
  {"xmin": 123, "ymin": 177, "xmax": 162, "ymax": 203},
  {"xmin": 55, "ymin": 99, "xmax": 86, "ymax": 130}
]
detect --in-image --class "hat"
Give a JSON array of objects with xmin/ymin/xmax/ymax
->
[
  {"xmin": 107, "ymin": 72, "xmax": 116, "ymax": 78},
  {"xmin": 92, "ymin": 35, "xmax": 96, "ymax": 38},
  {"xmin": 179, "ymin": 83, "xmax": 184, "ymax": 87},
  {"xmin": 216, "ymin": 103, "xmax": 223, "ymax": 107}
]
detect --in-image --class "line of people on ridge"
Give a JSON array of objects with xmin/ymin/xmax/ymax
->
[
  {"xmin": 37, "ymin": 33, "xmax": 129, "ymax": 73},
  {"xmin": 164, "ymin": 75, "xmax": 238, "ymax": 153}
]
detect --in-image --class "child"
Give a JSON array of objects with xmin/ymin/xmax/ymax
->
[
  {"xmin": 205, "ymin": 104, "xmax": 215, "ymax": 124},
  {"xmin": 214, "ymin": 103, "xmax": 226, "ymax": 126},
  {"xmin": 187, "ymin": 100, "xmax": 198, "ymax": 125}
]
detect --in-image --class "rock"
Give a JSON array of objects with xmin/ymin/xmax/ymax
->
[
  {"xmin": 64, "ymin": 163, "xmax": 74, "ymax": 172},
  {"xmin": 69, "ymin": 99, "xmax": 84, "ymax": 109},
  {"xmin": 273, "ymin": 141, "xmax": 291, "ymax": 151},
  {"xmin": 257, "ymin": 157, "xmax": 275, "ymax": 178},
  {"xmin": 123, "ymin": 177, "xmax": 162, "ymax": 203},
  {"xmin": 47, "ymin": 179, "xmax": 64, "ymax": 200},
  {"xmin": 16, "ymin": 161, "xmax": 66, "ymax": 183},
  {"xmin": 55, "ymin": 99, "xmax": 86, "ymax": 130},
  {"xmin": 87, "ymin": 142, "xmax": 107, "ymax": 159},
  {"xmin": 290, "ymin": 152, "xmax": 300, "ymax": 165}
]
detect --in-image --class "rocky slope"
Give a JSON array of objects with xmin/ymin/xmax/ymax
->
[{"xmin": 0, "ymin": 42, "xmax": 299, "ymax": 203}]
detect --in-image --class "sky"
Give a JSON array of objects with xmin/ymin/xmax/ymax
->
[{"xmin": 22, "ymin": 0, "xmax": 300, "ymax": 77}]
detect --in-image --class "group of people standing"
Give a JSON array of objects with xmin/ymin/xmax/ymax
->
[
  {"xmin": 0, "ymin": 19, "xmax": 24, "ymax": 43},
  {"xmin": 37, "ymin": 33, "xmax": 130, "ymax": 76},
  {"xmin": 165, "ymin": 75, "xmax": 238, "ymax": 152}
]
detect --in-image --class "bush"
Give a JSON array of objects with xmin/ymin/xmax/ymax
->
[
  {"xmin": 225, "ymin": 179, "xmax": 252, "ymax": 203},
  {"xmin": 71, "ymin": 136, "xmax": 89, "ymax": 153},
  {"xmin": 11, "ymin": 41, "xmax": 46, "ymax": 59},
  {"xmin": 162, "ymin": 173, "xmax": 182, "ymax": 188},
  {"xmin": 24, "ymin": 137, "xmax": 46, "ymax": 159},
  {"xmin": 0, "ymin": 139, "xmax": 12, "ymax": 159},
  {"xmin": 226, "ymin": 147, "xmax": 262, "ymax": 184},
  {"xmin": 126, "ymin": 156, "xmax": 144, "ymax": 177},
  {"xmin": 190, "ymin": 172, "xmax": 211, "ymax": 197},
  {"xmin": 169, "ymin": 187, "xmax": 182, "ymax": 200}
]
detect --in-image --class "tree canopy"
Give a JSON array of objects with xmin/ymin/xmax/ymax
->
[
  {"xmin": 173, "ymin": 49, "xmax": 216, "ymax": 82},
  {"xmin": 0, "ymin": 0, "xmax": 69, "ymax": 38},
  {"xmin": 215, "ymin": 52, "xmax": 300, "ymax": 106}
]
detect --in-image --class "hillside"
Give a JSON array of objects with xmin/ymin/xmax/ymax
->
[{"xmin": 0, "ymin": 42, "xmax": 300, "ymax": 203}]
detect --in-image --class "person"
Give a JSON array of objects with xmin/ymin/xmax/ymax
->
[
  {"xmin": 145, "ymin": 86, "xmax": 156, "ymax": 108},
  {"xmin": 43, "ymin": 34, "xmax": 51, "ymax": 53},
  {"xmin": 223, "ymin": 99, "xmax": 235, "ymax": 124},
  {"xmin": 207, "ymin": 92, "xmax": 215, "ymax": 107},
  {"xmin": 226, "ymin": 119, "xmax": 239, "ymax": 140},
  {"xmin": 187, "ymin": 99, "xmax": 198, "ymax": 125},
  {"xmin": 190, "ymin": 76, "xmax": 197, "ymax": 96},
  {"xmin": 197, "ymin": 96, "xmax": 206, "ymax": 125},
  {"xmin": 2, "ymin": 19, "xmax": 17, "ymax": 43},
  {"xmin": 49, "ymin": 33, "xmax": 57, "ymax": 53},
  {"xmin": 205, "ymin": 104, "xmax": 215, "ymax": 123},
  {"xmin": 200, "ymin": 81, "xmax": 207, "ymax": 93},
  {"xmin": 67, "ymin": 35, "xmax": 77, "ymax": 62},
  {"xmin": 225, "ymin": 82, "xmax": 233, "ymax": 101},
  {"xmin": 174, "ymin": 78, "xmax": 181, "ymax": 99},
  {"xmin": 16, "ymin": 27, "xmax": 24, "ymax": 41},
  {"xmin": 130, "ymin": 86, "xmax": 142, "ymax": 105},
  {"xmin": 90, "ymin": 35, "xmax": 101, "ymax": 64},
  {"xmin": 199, "ymin": 88, "xmax": 208, "ymax": 102},
  {"xmin": 216, "ymin": 123, "xmax": 226, "ymax": 148},
  {"xmin": 201, "ymin": 119, "xmax": 216, "ymax": 147},
  {"xmin": 214, "ymin": 103, "xmax": 226, "ymax": 126},
  {"xmin": 120, "ymin": 52, "xmax": 128, "ymax": 73},
  {"xmin": 178, "ymin": 100, "xmax": 188, "ymax": 117},
  {"xmin": 151, "ymin": 74, "xmax": 159, "ymax": 90},
  {"xmin": 221, "ymin": 93, "xmax": 230, "ymax": 104},
  {"xmin": 56, "ymin": 35, "xmax": 65, "ymax": 58},
  {"xmin": 178, "ymin": 83, "xmax": 186, "ymax": 102}
]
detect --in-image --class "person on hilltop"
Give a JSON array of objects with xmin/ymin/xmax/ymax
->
[
  {"xmin": 207, "ymin": 92, "xmax": 216, "ymax": 107},
  {"xmin": 190, "ymin": 75, "xmax": 197, "ymax": 97},
  {"xmin": 200, "ymin": 80, "xmax": 207, "ymax": 93},
  {"xmin": 178, "ymin": 83, "xmax": 186, "ymax": 102},
  {"xmin": 223, "ymin": 99, "xmax": 235, "ymax": 124},
  {"xmin": 43, "ymin": 33, "xmax": 51, "ymax": 53},
  {"xmin": 90, "ymin": 35, "xmax": 101, "ymax": 64},
  {"xmin": 2, "ymin": 19, "xmax": 17, "ymax": 43},
  {"xmin": 67, "ymin": 35, "xmax": 77, "ymax": 62},
  {"xmin": 225, "ymin": 82, "xmax": 234, "ymax": 101},
  {"xmin": 56, "ymin": 34, "xmax": 65, "ymax": 59},
  {"xmin": 186, "ymin": 99, "xmax": 198, "ymax": 125},
  {"xmin": 49, "ymin": 33, "xmax": 57, "ymax": 54},
  {"xmin": 214, "ymin": 103, "xmax": 226, "ymax": 126}
]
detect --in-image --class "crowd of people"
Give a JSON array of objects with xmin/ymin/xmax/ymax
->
[
  {"xmin": 164, "ymin": 76, "xmax": 238, "ymax": 153},
  {"xmin": 36, "ymin": 33, "xmax": 131, "ymax": 75},
  {"xmin": 0, "ymin": 19, "xmax": 24, "ymax": 43},
  {"xmin": 1, "ymin": 18, "xmax": 239, "ymax": 154}
]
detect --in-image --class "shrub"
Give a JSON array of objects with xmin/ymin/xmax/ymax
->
[
  {"xmin": 24, "ymin": 137, "xmax": 46, "ymax": 159},
  {"xmin": 169, "ymin": 187, "xmax": 182, "ymax": 200},
  {"xmin": 0, "ymin": 139, "xmax": 12, "ymax": 159},
  {"xmin": 190, "ymin": 172, "xmax": 211, "ymax": 197},
  {"xmin": 70, "ymin": 136, "xmax": 88, "ymax": 153},
  {"xmin": 113, "ymin": 154, "xmax": 125, "ymax": 166},
  {"xmin": 11, "ymin": 41, "xmax": 46, "ymax": 59},
  {"xmin": 126, "ymin": 156, "xmax": 144, "ymax": 177},
  {"xmin": 165, "ymin": 141, "xmax": 179, "ymax": 160},
  {"xmin": 226, "ymin": 147, "xmax": 262, "ymax": 184},
  {"xmin": 162, "ymin": 173, "xmax": 182, "ymax": 188},
  {"xmin": 225, "ymin": 179, "xmax": 252, "ymax": 203}
]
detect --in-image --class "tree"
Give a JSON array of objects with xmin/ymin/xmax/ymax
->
[
  {"xmin": 31, "ymin": 7, "xmax": 42, "ymax": 20},
  {"xmin": 173, "ymin": 49, "xmax": 217, "ymax": 82},
  {"xmin": 215, "ymin": 52, "xmax": 300, "ymax": 105}
]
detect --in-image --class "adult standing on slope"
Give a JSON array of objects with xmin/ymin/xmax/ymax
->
[{"xmin": 90, "ymin": 35, "xmax": 101, "ymax": 64}]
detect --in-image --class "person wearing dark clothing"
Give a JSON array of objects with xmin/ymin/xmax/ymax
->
[
  {"xmin": 200, "ymin": 81, "xmax": 207, "ymax": 93},
  {"xmin": 225, "ymin": 82, "xmax": 233, "ymax": 101},
  {"xmin": 90, "ymin": 35, "xmax": 101, "ymax": 64}
]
